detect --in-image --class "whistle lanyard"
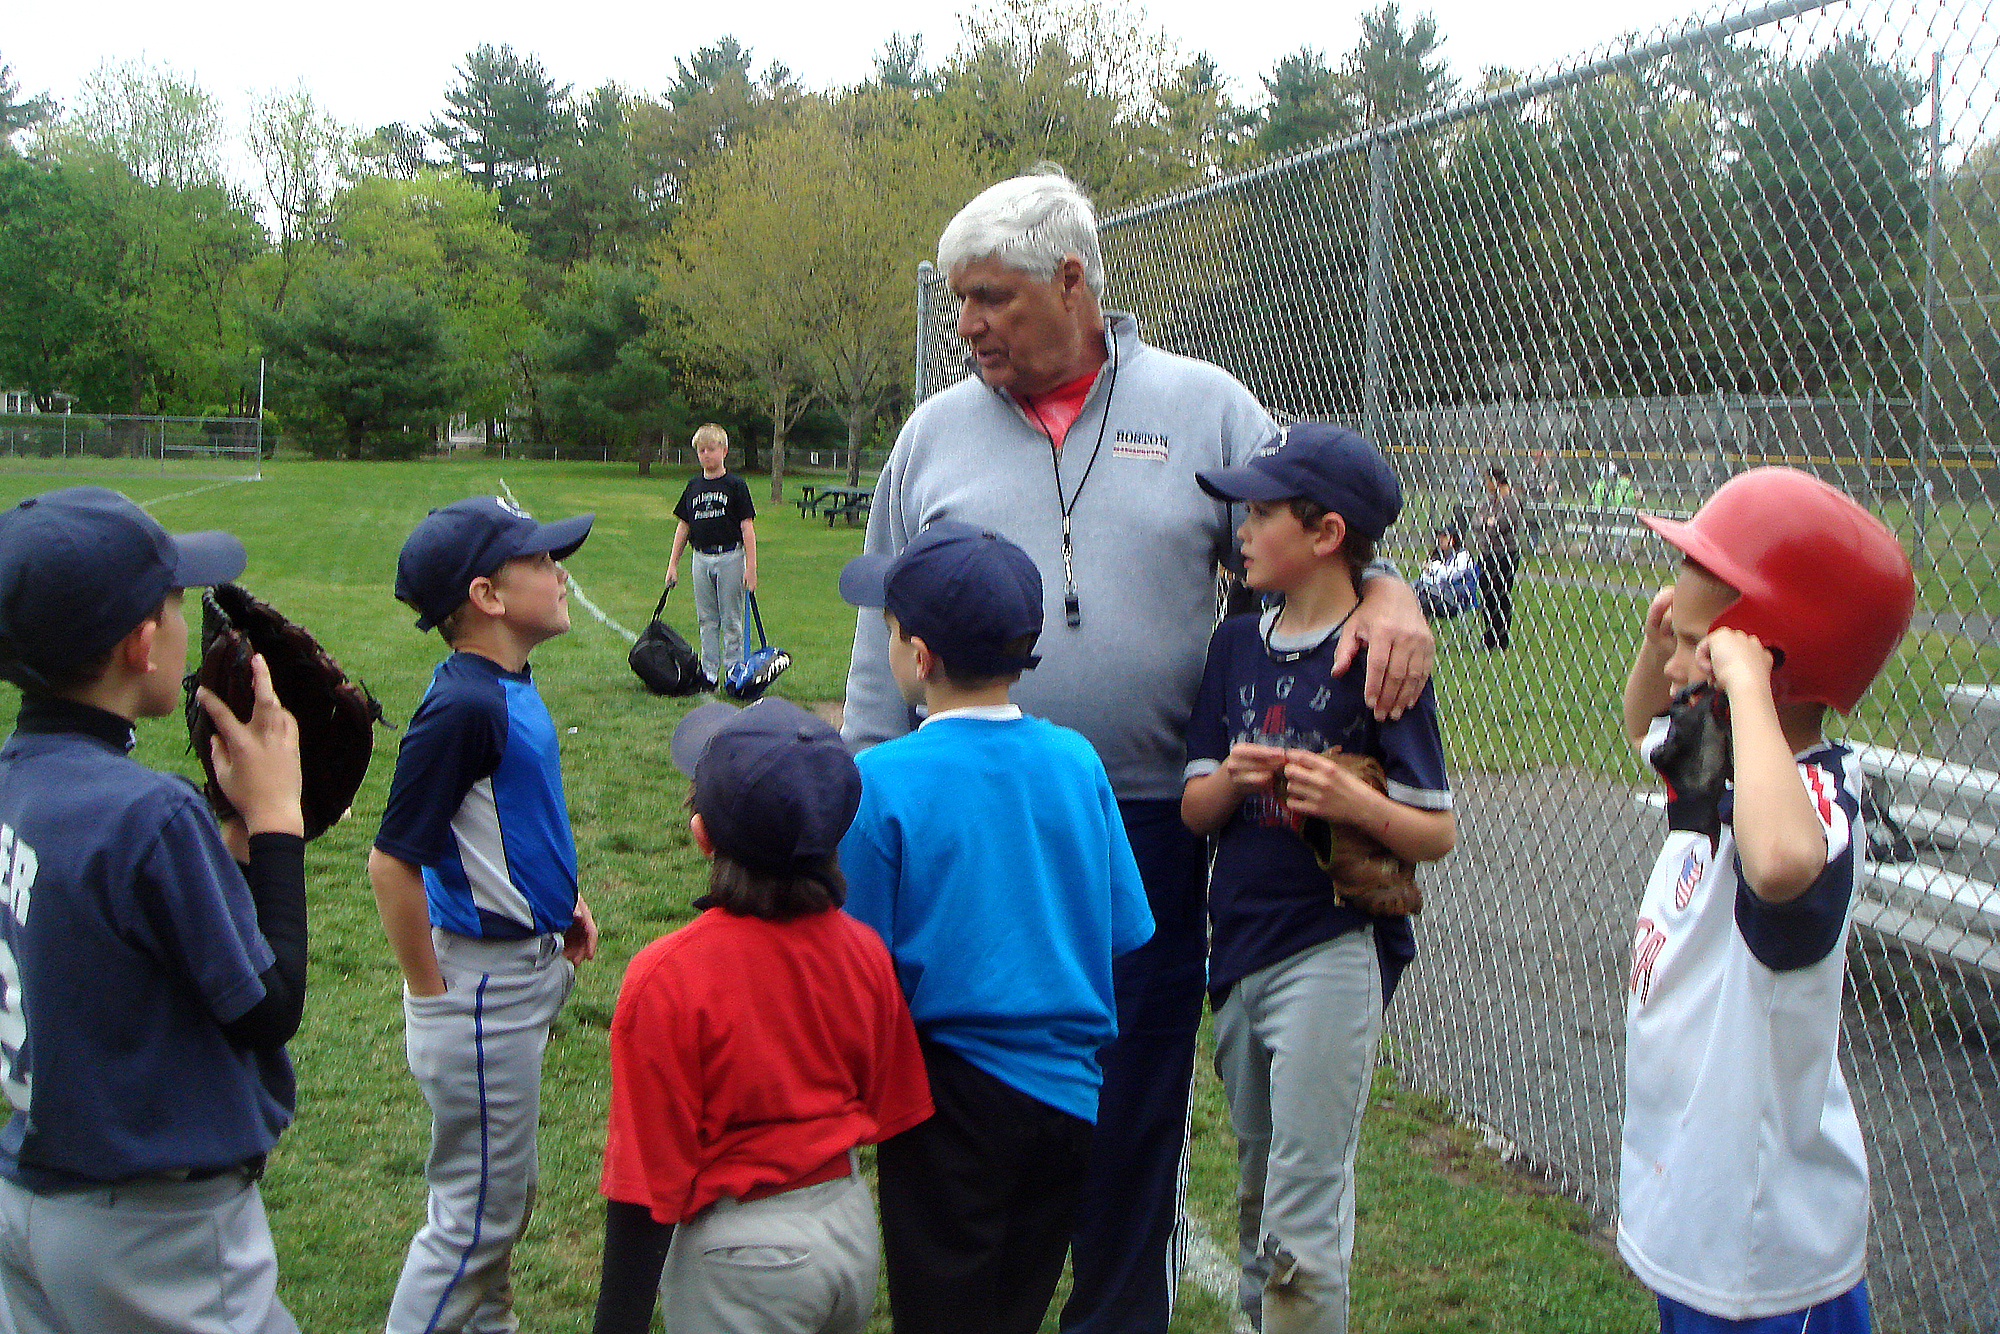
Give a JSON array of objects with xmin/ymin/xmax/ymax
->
[{"xmin": 1021, "ymin": 326, "xmax": 1120, "ymax": 629}]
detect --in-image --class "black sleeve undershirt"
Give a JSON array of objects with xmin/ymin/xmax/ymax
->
[
  {"xmin": 219, "ymin": 832, "xmax": 308, "ymax": 1049},
  {"xmin": 593, "ymin": 1199, "xmax": 675, "ymax": 1334}
]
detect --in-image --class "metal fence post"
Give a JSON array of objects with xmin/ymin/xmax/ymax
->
[
  {"xmin": 1362, "ymin": 137, "xmax": 1398, "ymax": 449},
  {"xmin": 915, "ymin": 261, "xmax": 935, "ymax": 405}
]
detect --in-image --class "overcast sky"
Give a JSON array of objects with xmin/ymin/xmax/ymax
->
[{"xmin": 9, "ymin": 0, "xmax": 1728, "ymax": 152}]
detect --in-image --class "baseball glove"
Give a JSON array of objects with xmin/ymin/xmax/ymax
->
[
  {"xmin": 184, "ymin": 583, "xmax": 388, "ymax": 842},
  {"xmin": 1286, "ymin": 751, "xmax": 1423, "ymax": 916},
  {"xmin": 1652, "ymin": 681, "xmax": 1733, "ymax": 852}
]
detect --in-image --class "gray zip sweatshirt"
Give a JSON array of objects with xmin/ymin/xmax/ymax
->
[{"xmin": 841, "ymin": 312, "xmax": 1276, "ymax": 802}]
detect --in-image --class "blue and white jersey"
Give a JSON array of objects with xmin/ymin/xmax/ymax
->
[
  {"xmin": 1619, "ymin": 721, "xmax": 1869, "ymax": 1318},
  {"xmin": 375, "ymin": 653, "xmax": 578, "ymax": 939},
  {"xmin": 1185, "ymin": 608, "xmax": 1451, "ymax": 1006},
  {"xmin": 0, "ymin": 697, "xmax": 291, "ymax": 1187}
]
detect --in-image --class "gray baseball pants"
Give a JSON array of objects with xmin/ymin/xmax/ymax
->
[
  {"xmin": 659, "ymin": 1157, "xmax": 876, "ymax": 1334},
  {"xmin": 385, "ymin": 931, "xmax": 574, "ymax": 1334},
  {"xmin": 0, "ymin": 1169, "xmax": 296, "ymax": 1334},
  {"xmin": 1213, "ymin": 929, "xmax": 1384, "ymax": 1334},
  {"xmin": 691, "ymin": 546, "xmax": 746, "ymax": 681}
]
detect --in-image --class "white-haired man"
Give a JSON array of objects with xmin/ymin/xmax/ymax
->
[{"xmin": 841, "ymin": 170, "xmax": 1434, "ymax": 1334}]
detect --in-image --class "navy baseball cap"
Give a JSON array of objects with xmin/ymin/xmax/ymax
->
[
  {"xmin": 0, "ymin": 486, "xmax": 245, "ymax": 692},
  {"xmin": 1196, "ymin": 423, "xmax": 1403, "ymax": 541},
  {"xmin": 671, "ymin": 698, "xmax": 862, "ymax": 873},
  {"xmin": 838, "ymin": 520, "xmax": 1043, "ymax": 677},
  {"xmin": 396, "ymin": 495, "xmax": 594, "ymax": 630}
]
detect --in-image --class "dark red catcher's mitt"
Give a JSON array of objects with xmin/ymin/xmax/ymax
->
[{"xmin": 184, "ymin": 583, "xmax": 388, "ymax": 842}]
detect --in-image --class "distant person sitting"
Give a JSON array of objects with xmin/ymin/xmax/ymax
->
[
  {"xmin": 1416, "ymin": 529, "xmax": 1476, "ymax": 620},
  {"xmin": 665, "ymin": 424, "xmax": 757, "ymax": 690}
]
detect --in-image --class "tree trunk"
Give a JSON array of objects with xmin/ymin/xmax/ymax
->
[
  {"xmin": 845, "ymin": 406, "xmax": 869, "ymax": 487},
  {"xmin": 768, "ymin": 381, "xmax": 788, "ymax": 504}
]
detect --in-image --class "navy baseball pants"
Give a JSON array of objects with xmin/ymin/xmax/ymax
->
[{"xmin": 1061, "ymin": 800, "xmax": 1208, "ymax": 1334}]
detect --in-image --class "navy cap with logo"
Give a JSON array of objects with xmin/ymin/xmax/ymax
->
[
  {"xmin": 671, "ymin": 698, "xmax": 863, "ymax": 873},
  {"xmin": 396, "ymin": 495, "xmax": 594, "ymax": 631},
  {"xmin": 0, "ymin": 486, "xmax": 245, "ymax": 692},
  {"xmin": 837, "ymin": 520, "xmax": 1043, "ymax": 677},
  {"xmin": 1196, "ymin": 423, "xmax": 1403, "ymax": 541}
]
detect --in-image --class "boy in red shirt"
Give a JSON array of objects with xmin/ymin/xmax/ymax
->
[{"xmin": 593, "ymin": 698, "xmax": 930, "ymax": 1334}]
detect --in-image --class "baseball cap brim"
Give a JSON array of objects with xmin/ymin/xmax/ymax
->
[
  {"xmin": 837, "ymin": 554, "xmax": 893, "ymax": 609},
  {"xmin": 671, "ymin": 700, "xmax": 743, "ymax": 776},
  {"xmin": 166, "ymin": 530, "xmax": 247, "ymax": 588},
  {"xmin": 1196, "ymin": 465, "xmax": 1298, "ymax": 504},
  {"xmin": 517, "ymin": 512, "xmax": 594, "ymax": 561}
]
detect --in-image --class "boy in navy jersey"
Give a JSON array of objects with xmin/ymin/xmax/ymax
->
[
  {"xmin": 0, "ymin": 486, "xmax": 307, "ymax": 1334},
  {"xmin": 664, "ymin": 423, "xmax": 757, "ymax": 688},
  {"xmin": 1183, "ymin": 425, "xmax": 1454, "ymax": 1334},
  {"xmin": 1619, "ymin": 468, "xmax": 1914, "ymax": 1334},
  {"xmin": 370, "ymin": 495, "xmax": 600, "ymax": 1334}
]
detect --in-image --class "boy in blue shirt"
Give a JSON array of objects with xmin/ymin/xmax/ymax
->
[
  {"xmin": 1184, "ymin": 426, "xmax": 1455, "ymax": 1334},
  {"xmin": 836, "ymin": 521, "xmax": 1154, "ymax": 1334},
  {"xmin": 369, "ymin": 495, "xmax": 600, "ymax": 1334},
  {"xmin": 0, "ymin": 487, "xmax": 307, "ymax": 1334}
]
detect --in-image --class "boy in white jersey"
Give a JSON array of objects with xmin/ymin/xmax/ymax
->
[{"xmin": 1619, "ymin": 467, "xmax": 1915, "ymax": 1334}]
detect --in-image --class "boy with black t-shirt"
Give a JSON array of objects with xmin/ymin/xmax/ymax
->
[{"xmin": 665, "ymin": 424, "xmax": 757, "ymax": 688}]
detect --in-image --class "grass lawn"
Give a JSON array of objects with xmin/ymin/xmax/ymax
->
[{"xmin": 2, "ymin": 457, "xmax": 1664, "ymax": 1332}]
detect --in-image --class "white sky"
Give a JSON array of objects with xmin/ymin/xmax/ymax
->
[{"xmin": 8, "ymin": 0, "xmax": 1726, "ymax": 160}]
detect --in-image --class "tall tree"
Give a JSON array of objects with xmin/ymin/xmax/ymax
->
[
  {"xmin": 1158, "ymin": 54, "xmax": 1259, "ymax": 178},
  {"xmin": 627, "ymin": 37, "xmax": 802, "ymax": 212},
  {"xmin": 655, "ymin": 93, "xmax": 984, "ymax": 496},
  {"xmin": 356, "ymin": 122, "xmax": 433, "ymax": 179},
  {"xmin": 429, "ymin": 44, "xmax": 579, "ymax": 244},
  {"xmin": 254, "ymin": 273, "xmax": 465, "ymax": 458},
  {"xmin": 37, "ymin": 60, "xmax": 263, "ymax": 413},
  {"xmin": 931, "ymin": 0, "xmax": 1190, "ymax": 209},
  {"xmin": 328, "ymin": 170, "xmax": 536, "ymax": 433},
  {"xmin": 1257, "ymin": 49, "xmax": 1353, "ymax": 156},
  {"xmin": 1725, "ymin": 35, "xmax": 1925, "ymax": 394},
  {"xmin": 873, "ymin": 33, "xmax": 935, "ymax": 95},
  {"xmin": 0, "ymin": 159, "xmax": 115, "ymax": 406},
  {"xmin": 538, "ymin": 263, "xmax": 684, "ymax": 467},
  {"xmin": 0, "ymin": 59, "xmax": 55, "ymax": 154},
  {"xmin": 247, "ymin": 83, "xmax": 354, "ymax": 311},
  {"xmin": 1343, "ymin": 3, "xmax": 1458, "ymax": 128}
]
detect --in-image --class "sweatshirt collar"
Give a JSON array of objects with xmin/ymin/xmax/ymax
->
[{"xmin": 15, "ymin": 693, "xmax": 138, "ymax": 751}]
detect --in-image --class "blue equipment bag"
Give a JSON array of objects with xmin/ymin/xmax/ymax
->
[{"xmin": 723, "ymin": 591, "xmax": 792, "ymax": 702}]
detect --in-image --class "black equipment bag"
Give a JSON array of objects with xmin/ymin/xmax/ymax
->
[{"xmin": 629, "ymin": 588, "xmax": 706, "ymax": 696}]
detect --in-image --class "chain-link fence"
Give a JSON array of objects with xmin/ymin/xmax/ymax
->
[
  {"xmin": 0, "ymin": 413, "xmax": 263, "ymax": 480},
  {"xmin": 914, "ymin": 0, "xmax": 1997, "ymax": 1325}
]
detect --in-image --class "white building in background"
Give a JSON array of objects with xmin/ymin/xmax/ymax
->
[{"xmin": 1, "ymin": 391, "xmax": 76, "ymax": 415}]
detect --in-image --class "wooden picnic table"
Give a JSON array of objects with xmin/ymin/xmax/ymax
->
[{"xmin": 801, "ymin": 484, "xmax": 873, "ymax": 526}]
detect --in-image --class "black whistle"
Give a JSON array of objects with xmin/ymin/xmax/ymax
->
[{"xmin": 1065, "ymin": 595, "xmax": 1081, "ymax": 628}]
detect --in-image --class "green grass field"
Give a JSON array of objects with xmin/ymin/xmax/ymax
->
[{"xmin": 0, "ymin": 458, "xmax": 1667, "ymax": 1332}]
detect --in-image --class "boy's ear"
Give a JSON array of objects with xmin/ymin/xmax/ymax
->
[
  {"xmin": 689, "ymin": 812, "xmax": 715, "ymax": 858},
  {"xmin": 465, "ymin": 573, "xmax": 505, "ymax": 617},
  {"xmin": 117, "ymin": 609, "xmax": 164, "ymax": 677},
  {"xmin": 908, "ymin": 634, "xmax": 938, "ymax": 682},
  {"xmin": 1310, "ymin": 511, "xmax": 1349, "ymax": 556}
]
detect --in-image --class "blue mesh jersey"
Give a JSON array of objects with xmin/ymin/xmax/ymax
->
[
  {"xmin": 375, "ymin": 653, "xmax": 578, "ymax": 938},
  {"xmin": 1185, "ymin": 610, "xmax": 1452, "ymax": 1007},
  {"xmin": 0, "ymin": 701, "xmax": 290, "ymax": 1187}
]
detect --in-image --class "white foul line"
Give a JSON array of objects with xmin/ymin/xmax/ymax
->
[
  {"xmin": 498, "ymin": 478, "xmax": 639, "ymax": 644},
  {"xmin": 137, "ymin": 478, "xmax": 258, "ymax": 509}
]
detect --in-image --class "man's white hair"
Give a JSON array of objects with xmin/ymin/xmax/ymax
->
[{"xmin": 937, "ymin": 168, "xmax": 1105, "ymax": 297}]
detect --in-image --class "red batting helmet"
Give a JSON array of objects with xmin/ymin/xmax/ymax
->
[{"xmin": 1640, "ymin": 467, "xmax": 1915, "ymax": 713}]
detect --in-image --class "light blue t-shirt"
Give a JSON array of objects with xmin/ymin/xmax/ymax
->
[{"xmin": 839, "ymin": 708, "xmax": 1154, "ymax": 1123}]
